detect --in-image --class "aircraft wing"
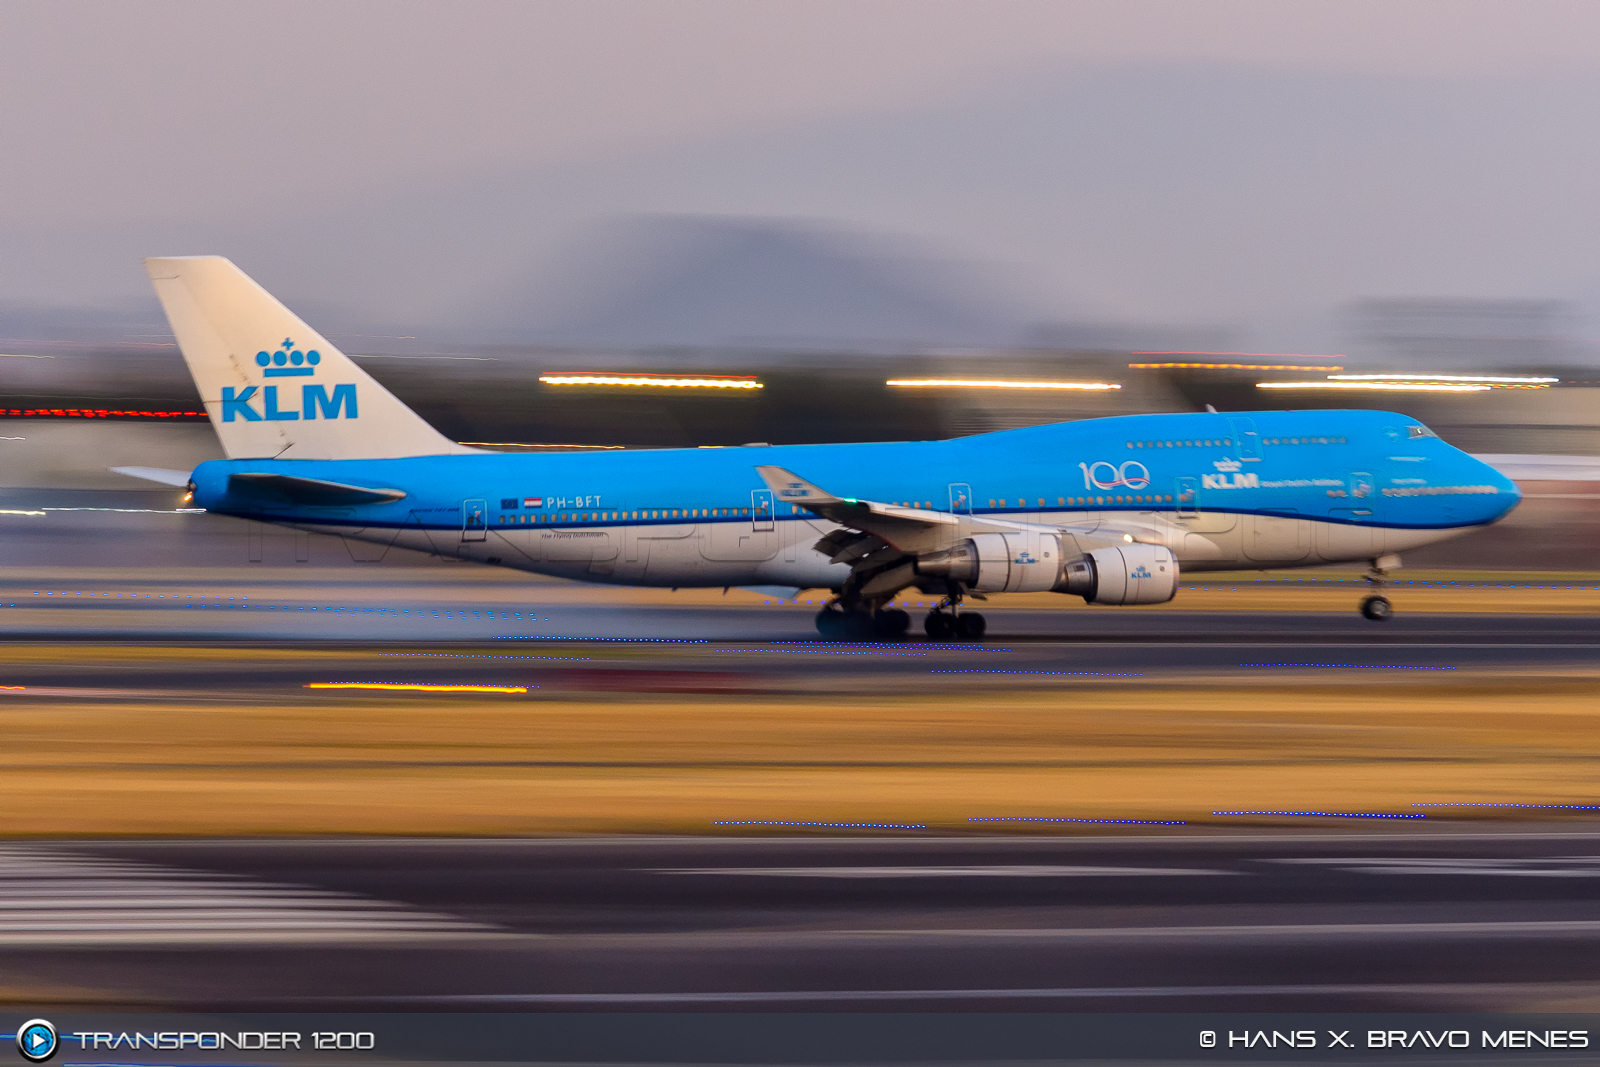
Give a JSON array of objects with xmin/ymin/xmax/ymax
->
[
  {"xmin": 755, "ymin": 465, "xmax": 1166, "ymax": 555},
  {"xmin": 755, "ymin": 465, "xmax": 959, "ymax": 553}
]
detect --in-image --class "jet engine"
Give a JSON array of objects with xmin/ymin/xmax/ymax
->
[
  {"xmin": 914, "ymin": 532, "xmax": 1064, "ymax": 593},
  {"xmin": 916, "ymin": 535, "xmax": 1179, "ymax": 604},
  {"xmin": 1055, "ymin": 543, "xmax": 1179, "ymax": 605}
]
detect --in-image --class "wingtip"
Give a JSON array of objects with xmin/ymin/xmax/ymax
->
[{"xmin": 754, "ymin": 465, "xmax": 840, "ymax": 505}]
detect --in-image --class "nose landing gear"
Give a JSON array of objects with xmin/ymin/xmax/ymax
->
[
  {"xmin": 1359, "ymin": 595, "xmax": 1393, "ymax": 621},
  {"xmin": 1358, "ymin": 554, "xmax": 1401, "ymax": 621}
]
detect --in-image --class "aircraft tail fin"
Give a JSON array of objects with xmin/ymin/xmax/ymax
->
[{"xmin": 143, "ymin": 256, "xmax": 476, "ymax": 460}]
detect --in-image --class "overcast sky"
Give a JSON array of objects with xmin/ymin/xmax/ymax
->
[{"xmin": 4, "ymin": 0, "xmax": 1600, "ymax": 349}]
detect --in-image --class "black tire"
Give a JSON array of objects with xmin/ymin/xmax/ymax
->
[
  {"xmin": 843, "ymin": 612, "xmax": 878, "ymax": 640},
  {"xmin": 1360, "ymin": 595, "xmax": 1393, "ymax": 622},
  {"xmin": 924, "ymin": 612, "xmax": 955, "ymax": 640},
  {"xmin": 874, "ymin": 609, "xmax": 911, "ymax": 638},
  {"xmin": 815, "ymin": 607, "xmax": 847, "ymax": 638},
  {"xmin": 954, "ymin": 612, "xmax": 987, "ymax": 640}
]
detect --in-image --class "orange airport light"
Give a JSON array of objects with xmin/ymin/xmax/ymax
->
[
  {"xmin": 1329, "ymin": 373, "xmax": 1557, "ymax": 388},
  {"xmin": 886, "ymin": 379, "xmax": 1120, "ymax": 391},
  {"xmin": 539, "ymin": 374, "xmax": 762, "ymax": 389},
  {"xmin": 1130, "ymin": 362, "xmax": 1345, "ymax": 372},
  {"xmin": 1256, "ymin": 381, "xmax": 1491, "ymax": 393},
  {"xmin": 1131, "ymin": 350, "xmax": 1345, "ymax": 358},
  {"xmin": 306, "ymin": 682, "xmax": 530, "ymax": 693}
]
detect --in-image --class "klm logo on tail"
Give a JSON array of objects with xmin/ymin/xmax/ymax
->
[
  {"xmin": 222, "ymin": 338, "xmax": 357, "ymax": 422},
  {"xmin": 257, "ymin": 338, "xmax": 321, "ymax": 377}
]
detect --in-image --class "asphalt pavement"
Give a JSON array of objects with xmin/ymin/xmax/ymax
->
[
  {"xmin": 10, "ymin": 562, "xmax": 1600, "ymax": 651},
  {"xmin": 10, "ymin": 831, "xmax": 1600, "ymax": 1011},
  {"xmin": 8, "ymin": 495, "xmax": 1600, "ymax": 1013}
]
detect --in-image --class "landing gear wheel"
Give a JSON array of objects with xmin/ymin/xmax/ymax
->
[
  {"xmin": 1360, "ymin": 595, "xmax": 1393, "ymax": 622},
  {"xmin": 954, "ymin": 612, "xmax": 987, "ymax": 641},
  {"xmin": 850, "ymin": 613, "xmax": 882, "ymax": 640},
  {"xmin": 815, "ymin": 607, "xmax": 847, "ymax": 638},
  {"xmin": 924, "ymin": 612, "xmax": 955, "ymax": 640},
  {"xmin": 874, "ymin": 609, "xmax": 911, "ymax": 639}
]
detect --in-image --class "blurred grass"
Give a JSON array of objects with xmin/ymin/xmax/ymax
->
[{"xmin": 2, "ymin": 646, "xmax": 1599, "ymax": 835}]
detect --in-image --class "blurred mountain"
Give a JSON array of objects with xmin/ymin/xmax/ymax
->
[
  {"xmin": 0, "ymin": 301, "xmax": 171, "ymax": 345},
  {"xmin": 471, "ymin": 216, "xmax": 1037, "ymax": 350}
]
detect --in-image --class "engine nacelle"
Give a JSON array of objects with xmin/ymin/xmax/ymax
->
[
  {"xmin": 1056, "ymin": 543, "xmax": 1179, "ymax": 605},
  {"xmin": 915, "ymin": 531, "xmax": 1064, "ymax": 593}
]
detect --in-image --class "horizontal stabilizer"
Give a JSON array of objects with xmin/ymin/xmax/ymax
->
[
  {"xmin": 109, "ymin": 466, "xmax": 192, "ymax": 488},
  {"xmin": 227, "ymin": 472, "xmax": 407, "ymax": 507}
]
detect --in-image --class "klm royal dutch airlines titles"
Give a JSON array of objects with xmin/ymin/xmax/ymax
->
[{"xmin": 126, "ymin": 256, "xmax": 1520, "ymax": 639}]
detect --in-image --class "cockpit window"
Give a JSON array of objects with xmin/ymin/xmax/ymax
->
[{"xmin": 1407, "ymin": 424, "xmax": 1438, "ymax": 439}]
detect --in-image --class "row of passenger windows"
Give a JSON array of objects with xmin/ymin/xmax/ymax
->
[
  {"xmin": 498, "ymin": 497, "xmax": 1187, "ymax": 524},
  {"xmin": 499, "ymin": 507, "xmax": 754, "ymax": 524},
  {"xmin": 1125, "ymin": 435, "xmax": 1347, "ymax": 448},
  {"xmin": 1127, "ymin": 438, "xmax": 1231, "ymax": 449},
  {"xmin": 990, "ymin": 495, "xmax": 1175, "ymax": 508}
]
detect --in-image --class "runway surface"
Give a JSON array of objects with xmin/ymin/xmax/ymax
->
[
  {"xmin": 12, "ymin": 566, "xmax": 1600, "ymax": 648},
  {"xmin": 11, "ymin": 830, "xmax": 1600, "ymax": 1011},
  {"xmin": 6, "ymin": 609, "xmax": 1600, "ymax": 674},
  {"xmin": 9, "ymin": 496, "xmax": 1600, "ymax": 1013}
]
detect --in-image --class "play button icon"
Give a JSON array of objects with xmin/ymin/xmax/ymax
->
[{"xmin": 16, "ymin": 1020, "xmax": 57, "ymax": 1063}]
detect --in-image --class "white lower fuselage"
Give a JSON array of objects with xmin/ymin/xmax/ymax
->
[{"xmin": 295, "ymin": 508, "xmax": 1472, "ymax": 591}]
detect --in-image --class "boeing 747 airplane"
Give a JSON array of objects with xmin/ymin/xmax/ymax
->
[{"xmin": 122, "ymin": 257, "xmax": 1520, "ymax": 639}]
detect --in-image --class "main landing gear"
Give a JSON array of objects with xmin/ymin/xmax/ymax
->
[
  {"xmin": 923, "ymin": 590, "xmax": 985, "ymax": 642},
  {"xmin": 1358, "ymin": 554, "xmax": 1400, "ymax": 621},
  {"xmin": 925, "ymin": 609, "xmax": 985, "ymax": 641},
  {"xmin": 813, "ymin": 598, "xmax": 986, "ymax": 641},
  {"xmin": 815, "ymin": 605, "xmax": 910, "ymax": 640}
]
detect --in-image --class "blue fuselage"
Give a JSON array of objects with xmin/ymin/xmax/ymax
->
[{"xmin": 190, "ymin": 409, "xmax": 1519, "ymax": 586}]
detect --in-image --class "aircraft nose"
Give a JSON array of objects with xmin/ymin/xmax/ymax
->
[{"xmin": 1472, "ymin": 455, "xmax": 1522, "ymax": 521}]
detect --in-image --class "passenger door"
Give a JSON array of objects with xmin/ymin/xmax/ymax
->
[
  {"xmin": 948, "ymin": 483, "xmax": 972, "ymax": 515},
  {"xmin": 461, "ymin": 499, "xmax": 488, "ymax": 542},
  {"xmin": 1229, "ymin": 417, "xmax": 1262, "ymax": 461},
  {"xmin": 1175, "ymin": 476, "xmax": 1199, "ymax": 519},
  {"xmin": 1316, "ymin": 471, "xmax": 1381, "ymax": 561},
  {"xmin": 752, "ymin": 489, "xmax": 774, "ymax": 532}
]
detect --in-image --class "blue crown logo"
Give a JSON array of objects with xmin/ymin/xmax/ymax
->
[{"xmin": 256, "ymin": 337, "xmax": 321, "ymax": 378}]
